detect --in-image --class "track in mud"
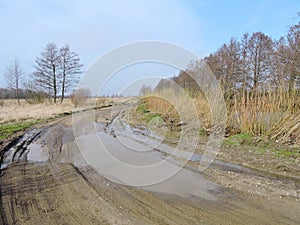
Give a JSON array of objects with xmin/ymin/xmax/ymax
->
[{"xmin": 0, "ymin": 107, "xmax": 300, "ymax": 225}]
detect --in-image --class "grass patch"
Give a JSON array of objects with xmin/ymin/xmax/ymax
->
[
  {"xmin": 223, "ymin": 133, "xmax": 253, "ymax": 145},
  {"xmin": 0, "ymin": 119, "xmax": 41, "ymax": 141},
  {"xmin": 271, "ymin": 148, "xmax": 300, "ymax": 159},
  {"xmin": 223, "ymin": 133, "xmax": 300, "ymax": 159},
  {"xmin": 135, "ymin": 101, "xmax": 161, "ymax": 123},
  {"xmin": 199, "ymin": 128, "xmax": 209, "ymax": 137},
  {"xmin": 144, "ymin": 113, "xmax": 161, "ymax": 123},
  {"xmin": 136, "ymin": 103, "xmax": 149, "ymax": 114}
]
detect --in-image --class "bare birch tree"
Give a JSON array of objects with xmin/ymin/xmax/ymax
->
[
  {"xmin": 32, "ymin": 43, "xmax": 83, "ymax": 103},
  {"xmin": 4, "ymin": 58, "xmax": 25, "ymax": 104},
  {"xmin": 59, "ymin": 44, "xmax": 83, "ymax": 103},
  {"xmin": 33, "ymin": 43, "xmax": 60, "ymax": 103}
]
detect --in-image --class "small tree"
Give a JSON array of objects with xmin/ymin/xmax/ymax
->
[{"xmin": 4, "ymin": 58, "xmax": 25, "ymax": 104}]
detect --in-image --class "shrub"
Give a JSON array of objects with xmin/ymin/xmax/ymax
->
[{"xmin": 71, "ymin": 88, "xmax": 91, "ymax": 107}]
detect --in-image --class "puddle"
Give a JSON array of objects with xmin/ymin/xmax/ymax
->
[
  {"xmin": 26, "ymin": 143, "xmax": 49, "ymax": 162},
  {"xmin": 75, "ymin": 127, "xmax": 222, "ymax": 200},
  {"xmin": 99, "ymin": 120, "xmax": 255, "ymax": 175}
]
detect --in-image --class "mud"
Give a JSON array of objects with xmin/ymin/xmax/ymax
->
[{"xmin": 0, "ymin": 104, "xmax": 299, "ymax": 224}]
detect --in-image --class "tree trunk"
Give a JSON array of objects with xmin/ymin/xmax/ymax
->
[
  {"xmin": 53, "ymin": 65, "xmax": 57, "ymax": 103},
  {"xmin": 61, "ymin": 72, "xmax": 66, "ymax": 104},
  {"xmin": 288, "ymin": 70, "xmax": 296, "ymax": 96}
]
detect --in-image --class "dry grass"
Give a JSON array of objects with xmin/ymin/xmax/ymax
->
[
  {"xmin": 0, "ymin": 98, "xmax": 115, "ymax": 124},
  {"xmin": 229, "ymin": 87, "xmax": 300, "ymax": 142},
  {"xmin": 142, "ymin": 87, "xmax": 227, "ymax": 134},
  {"xmin": 0, "ymin": 99, "xmax": 73, "ymax": 123},
  {"xmin": 142, "ymin": 88, "xmax": 199, "ymax": 127},
  {"xmin": 141, "ymin": 86, "xmax": 300, "ymax": 144}
]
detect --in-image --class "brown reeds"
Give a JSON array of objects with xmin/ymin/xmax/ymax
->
[{"xmin": 142, "ymin": 84, "xmax": 299, "ymax": 144}]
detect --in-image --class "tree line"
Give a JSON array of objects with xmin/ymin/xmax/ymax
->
[
  {"xmin": 157, "ymin": 17, "xmax": 300, "ymax": 100},
  {"xmin": 3, "ymin": 43, "xmax": 83, "ymax": 104}
]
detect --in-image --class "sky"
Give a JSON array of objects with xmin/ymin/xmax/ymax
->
[{"xmin": 0, "ymin": 0, "xmax": 299, "ymax": 95}]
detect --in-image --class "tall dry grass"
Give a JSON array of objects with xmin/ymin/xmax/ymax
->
[
  {"xmin": 142, "ymin": 85, "xmax": 300, "ymax": 144},
  {"xmin": 229, "ymin": 86, "xmax": 299, "ymax": 143},
  {"xmin": 142, "ymin": 88, "xmax": 199, "ymax": 127}
]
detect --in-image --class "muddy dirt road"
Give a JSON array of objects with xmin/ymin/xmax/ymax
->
[{"xmin": 0, "ymin": 105, "xmax": 299, "ymax": 225}]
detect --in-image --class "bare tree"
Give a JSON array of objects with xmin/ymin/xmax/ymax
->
[
  {"xmin": 205, "ymin": 38, "xmax": 242, "ymax": 99},
  {"xmin": 271, "ymin": 19, "xmax": 300, "ymax": 93},
  {"xmin": 286, "ymin": 21, "xmax": 300, "ymax": 91},
  {"xmin": 33, "ymin": 43, "xmax": 60, "ymax": 103},
  {"xmin": 4, "ymin": 58, "xmax": 25, "ymax": 104},
  {"xmin": 246, "ymin": 32, "xmax": 274, "ymax": 90},
  {"xmin": 59, "ymin": 44, "xmax": 83, "ymax": 103},
  {"xmin": 272, "ymin": 37, "xmax": 290, "ymax": 87},
  {"xmin": 32, "ymin": 43, "xmax": 83, "ymax": 103},
  {"xmin": 240, "ymin": 33, "xmax": 251, "ymax": 90}
]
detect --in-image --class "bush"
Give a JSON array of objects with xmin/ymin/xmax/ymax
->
[
  {"xmin": 25, "ymin": 90, "xmax": 49, "ymax": 104},
  {"xmin": 24, "ymin": 81, "xmax": 50, "ymax": 104},
  {"xmin": 71, "ymin": 88, "xmax": 91, "ymax": 107}
]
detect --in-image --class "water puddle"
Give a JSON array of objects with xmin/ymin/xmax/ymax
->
[
  {"xmin": 99, "ymin": 120, "xmax": 255, "ymax": 175},
  {"xmin": 75, "ymin": 123, "xmax": 223, "ymax": 200},
  {"xmin": 26, "ymin": 143, "xmax": 49, "ymax": 162}
]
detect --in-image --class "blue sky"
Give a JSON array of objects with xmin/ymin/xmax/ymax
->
[{"xmin": 0, "ymin": 0, "xmax": 299, "ymax": 94}]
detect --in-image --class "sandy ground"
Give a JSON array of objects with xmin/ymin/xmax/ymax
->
[{"xmin": 0, "ymin": 103, "xmax": 299, "ymax": 225}]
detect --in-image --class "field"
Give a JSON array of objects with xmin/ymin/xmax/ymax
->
[{"xmin": 0, "ymin": 98, "xmax": 114, "ymax": 142}]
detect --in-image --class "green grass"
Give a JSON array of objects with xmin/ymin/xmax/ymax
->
[
  {"xmin": 136, "ymin": 103, "xmax": 147, "ymax": 113},
  {"xmin": 223, "ymin": 133, "xmax": 299, "ymax": 159},
  {"xmin": 135, "ymin": 102, "xmax": 161, "ymax": 123},
  {"xmin": 199, "ymin": 128, "xmax": 209, "ymax": 137},
  {"xmin": 0, "ymin": 119, "xmax": 41, "ymax": 141},
  {"xmin": 271, "ymin": 148, "xmax": 300, "ymax": 159},
  {"xmin": 223, "ymin": 133, "xmax": 252, "ymax": 145},
  {"xmin": 144, "ymin": 113, "xmax": 161, "ymax": 123}
]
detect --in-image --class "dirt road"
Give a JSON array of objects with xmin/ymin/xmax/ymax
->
[{"xmin": 0, "ymin": 106, "xmax": 299, "ymax": 225}]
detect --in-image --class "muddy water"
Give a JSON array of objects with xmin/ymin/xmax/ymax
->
[
  {"xmin": 76, "ymin": 130, "xmax": 221, "ymax": 200},
  {"xmin": 27, "ymin": 143, "xmax": 49, "ymax": 162},
  {"xmin": 101, "ymin": 119, "xmax": 256, "ymax": 175},
  {"xmin": 0, "ymin": 129, "xmax": 42, "ymax": 170}
]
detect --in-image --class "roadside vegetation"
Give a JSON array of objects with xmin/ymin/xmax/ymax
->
[
  {"xmin": 136, "ymin": 18, "xmax": 300, "ymax": 159},
  {"xmin": 0, "ymin": 119, "xmax": 41, "ymax": 141}
]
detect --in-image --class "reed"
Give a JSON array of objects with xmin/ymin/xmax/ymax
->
[{"xmin": 141, "ymin": 84, "xmax": 299, "ymax": 144}]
